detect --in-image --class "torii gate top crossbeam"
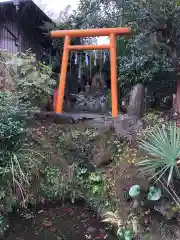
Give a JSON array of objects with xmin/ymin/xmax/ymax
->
[{"xmin": 51, "ymin": 27, "xmax": 131, "ymax": 38}]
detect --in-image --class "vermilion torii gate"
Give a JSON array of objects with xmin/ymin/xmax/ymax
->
[{"xmin": 51, "ymin": 27, "xmax": 131, "ymax": 117}]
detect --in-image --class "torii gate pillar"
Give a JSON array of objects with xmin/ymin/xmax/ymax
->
[{"xmin": 51, "ymin": 27, "xmax": 131, "ymax": 117}]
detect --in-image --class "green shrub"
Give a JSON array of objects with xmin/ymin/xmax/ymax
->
[
  {"xmin": 1, "ymin": 49, "xmax": 55, "ymax": 109},
  {"xmin": 0, "ymin": 49, "xmax": 54, "ymax": 212},
  {"xmin": 0, "ymin": 92, "xmax": 27, "ymax": 150},
  {"xmin": 40, "ymin": 166, "xmax": 66, "ymax": 199},
  {"xmin": 137, "ymin": 111, "xmax": 165, "ymax": 141},
  {"xmin": 40, "ymin": 165, "xmax": 84, "ymax": 203},
  {"xmin": 0, "ymin": 91, "xmax": 43, "ymax": 212},
  {"xmin": 143, "ymin": 111, "xmax": 163, "ymax": 127}
]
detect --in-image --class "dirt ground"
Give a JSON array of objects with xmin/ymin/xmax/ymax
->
[{"xmin": 6, "ymin": 203, "xmax": 115, "ymax": 240}]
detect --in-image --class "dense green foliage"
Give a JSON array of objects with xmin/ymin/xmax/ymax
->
[
  {"xmin": 0, "ymin": 91, "xmax": 38, "ymax": 212},
  {"xmin": 0, "ymin": 50, "xmax": 56, "ymax": 214},
  {"xmin": 5, "ymin": 50, "xmax": 55, "ymax": 108}
]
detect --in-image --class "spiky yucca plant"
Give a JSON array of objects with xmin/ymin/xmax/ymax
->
[{"xmin": 137, "ymin": 124, "xmax": 180, "ymax": 186}]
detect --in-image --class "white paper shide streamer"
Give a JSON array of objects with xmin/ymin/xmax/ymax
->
[
  {"xmin": 85, "ymin": 52, "xmax": 89, "ymax": 66},
  {"xmin": 74, "ymin": 52, "xmax": 78, "ymax": 65},
  {"xmin": 103, "ymin": 52, "xmax": 106, "ymax": 63},
  {"xmin": 94, "ymin": 51, "xmax": 97, "ymax": 66}
]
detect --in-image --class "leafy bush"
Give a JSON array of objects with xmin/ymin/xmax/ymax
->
[
  {"xmin": 0, "ymin": 49, "xmax": 56, "ymax": 213},
  {"xmin": 0, "ymin": 49, "xmax": 56, "ymax": 210},
  {"xmin": 137, "ymin": 111, "xmax": 166, "ymax": 141},
  {"xmin": 0, "ymin": 92, "xmax": 27, "ymax": 150},
  {"xmin": 0, "ymin": 91, "xmax": 42, "ymax": 212},
  {"xmin": 1, "ymin": 49, "xmax": 55, "ymax": 109},
  {"xmin": 40, "ymin": 165, "xmax": 84, "ymax": 203},
  {"xmin": 129, "ymin": 185, "xmax": 161, "ymax": 210},
  {"xmin": 143, "ymin": 111, "xmax": 163, "ymax": 127},
  {"xmin": 40, "ymin": 166, "xmax": 67, "ymax": 200}
]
